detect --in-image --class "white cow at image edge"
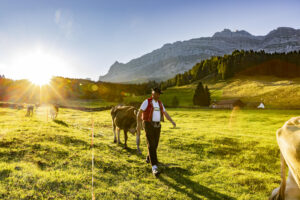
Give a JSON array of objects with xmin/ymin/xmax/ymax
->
[{"xmin": 270, "ymin": 117, "xmax": 300, "ymax": 200}]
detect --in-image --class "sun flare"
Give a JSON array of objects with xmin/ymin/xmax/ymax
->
[{"xmin": 11, "ymin": 48, "xmax": 69, "ymax": 86}]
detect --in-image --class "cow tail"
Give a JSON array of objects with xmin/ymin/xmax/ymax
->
[{"xmin": 270, "ymin": 151, "xmax": 286, "ymax": 200}]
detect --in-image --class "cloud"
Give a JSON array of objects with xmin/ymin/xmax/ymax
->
[{"xmin": 54, "ymin": 9, "xmax": 74, "ymax": 39}]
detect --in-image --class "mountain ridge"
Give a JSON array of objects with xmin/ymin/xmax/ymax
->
[{"xmin": 99, "ymin": 27, "xmax": 300, "ymax": 83}]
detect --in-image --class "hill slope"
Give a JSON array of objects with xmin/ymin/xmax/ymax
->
[{"xmin": 124, "ymin": 76, "xmax": 300, "ymax": 109}]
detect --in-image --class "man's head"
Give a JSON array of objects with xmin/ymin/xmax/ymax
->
[{"xmin": 151, "ymin": 87, "xmax": 163, "ymax": 101}]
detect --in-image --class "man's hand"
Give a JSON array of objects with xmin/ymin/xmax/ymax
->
[{"xmin": 164, "ymin": 111, "xmax": 176, "ymax": 128}]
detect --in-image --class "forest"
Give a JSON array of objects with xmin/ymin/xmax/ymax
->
[{"xmin": 161, "ymin": 50, "xmax": 300, "ymax": 89}]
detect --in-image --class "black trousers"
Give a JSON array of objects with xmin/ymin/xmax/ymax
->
[{"xmin": 144, "ymin": 121, "xmax": 161, "ymax": 166}]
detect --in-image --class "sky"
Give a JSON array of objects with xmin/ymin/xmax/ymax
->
[{"xmin": 0, "ymin": 0, "xmax": 299, "ymax": 83}]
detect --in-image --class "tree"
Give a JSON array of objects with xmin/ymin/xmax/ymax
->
[
  {"xmin": 193, "ymin": 82, "xmax": 211, "ymax": 106},
  {"xmin": 176, "ymin": 74, "xmax": 184, "ymax": 86},
  {"xmin": 204, "ymin": 85, "xmax": 211, "ymax": 106},
  {"xmin": 193, "ymin": 82, "xmax": 205, "ymax": 106},
  {"xmin": 172, "ymin": 96, "xmax": 179, "ymax": 107}
]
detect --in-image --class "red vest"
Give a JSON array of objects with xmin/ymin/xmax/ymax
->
[{"xmin": 142, "ymin": 98, "xmax": 165, "ymax": 122}]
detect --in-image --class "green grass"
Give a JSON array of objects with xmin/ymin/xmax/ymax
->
[
  {"xmin": 54, "ymin": 99, "xmax": 114, "ymax": 108},
  {"xmin": 124, "ymin": 85, "xmax": 196, "ymax": 107},
  {"xmin": 123, "ymin": 84, "xmax": 197, "ymax": 107},
  {"xmin": 1, "ymin": 106, "xmax": 300, "ymax": 199},
  {"xmin": 129, "ymin": 76, "xmax": 300, "ymax": 108}
]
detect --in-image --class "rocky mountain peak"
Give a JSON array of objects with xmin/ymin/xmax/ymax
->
[
  {"xmin": 212, "ymin": 29, "xmax": 253, "ymax": 38},
  {"xmin": 266, "ymin": 27, "xmax": 300, "ymax": 38},
  {"xmin": 112, "ymin": 61, "xmax": 121, "ymax": 65}
]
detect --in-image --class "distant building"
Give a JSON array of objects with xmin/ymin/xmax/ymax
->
[
  {"xmin": 210, "ymin": 99, "xmax": 244, "ymax": 109},
  {"xmin": 257, "ymin": 102, "xmax": 265, "ymax": 109}
]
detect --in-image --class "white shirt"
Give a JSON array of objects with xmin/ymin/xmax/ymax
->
[{"xmin": 140, "ymin": 99, "xmax": 166, "ymax": 122}]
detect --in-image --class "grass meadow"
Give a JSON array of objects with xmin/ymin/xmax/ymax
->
[
  {"xmin": 53, "ymin": 99, "xmax": 114, "ymax": 108},
  {"xmin": 1, "ymin": 106, "xmax": 300, "ymax": 199}
]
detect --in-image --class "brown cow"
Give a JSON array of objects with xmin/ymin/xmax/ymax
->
[
  {"xmin": 111, "ymin": 105, "xmax": 141, "ymax": 153},
  {"xmin": 270, "ymin": 117, "xmax": 300, "ymax": 200}
]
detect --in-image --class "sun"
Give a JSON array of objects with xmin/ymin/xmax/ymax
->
[{"xmin": 11, "ymin": 47, "xmax": 69, "ymax": 86}]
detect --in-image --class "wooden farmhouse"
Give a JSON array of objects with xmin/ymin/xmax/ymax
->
[{"xmin": 210, "ymin": 99, "xmax": 245, "ymax": 109}]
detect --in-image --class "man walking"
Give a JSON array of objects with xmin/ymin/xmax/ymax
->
[{"xmin": 137, "ymin": 87, "xmax": 176, "ymax": 176}]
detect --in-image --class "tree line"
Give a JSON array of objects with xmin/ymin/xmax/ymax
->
[
  {"xmin": 160, "ymin": 50, "xmax": 300, "ymax": 89},
  {"xmin": 0, "ymin": 76, "xmax": 160, "ymax": 103}
]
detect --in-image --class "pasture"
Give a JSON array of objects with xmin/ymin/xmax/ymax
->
[
  {"xmin": 0, "ymin": 106, "xmax": 300, "ymax": 199},
  {"xmin": 123, "ymin": 76, "xmax": 300, "ymax": 108}
]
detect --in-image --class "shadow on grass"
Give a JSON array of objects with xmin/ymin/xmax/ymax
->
[
  {"xmin": 121, "ymin": 145, "xmax": 144, "ymax": 159},
  {"xmin": 105, "ymin": 138, "xmax": 145, "ymax": 158},
  {"xmin": 0, "ymin": 149, "xmax": 26, "ymax": 162},
  {"xmin": 52, "ymin": 134, "xmax": 89, "ymax": 147},
  {"xmin": 0, "ymin": 169, "xmax": 12, "ymax": 180},
  {"xmin": 159, "ymin": 167, "xmax": 235, "ymax": 200},
  {"xmin": 53, "ymin": 119, "xmax": 69, "ymax": 127}
]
